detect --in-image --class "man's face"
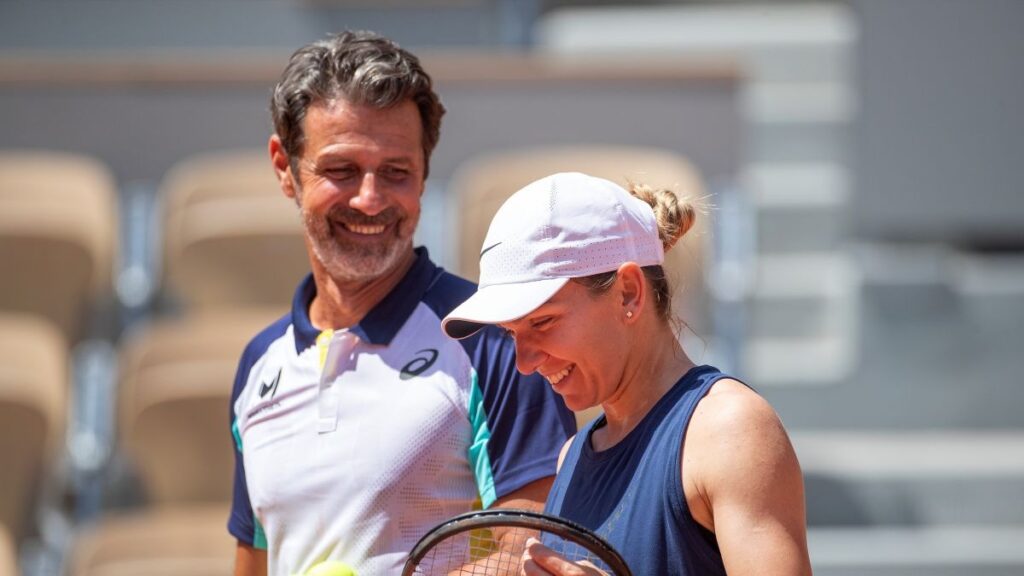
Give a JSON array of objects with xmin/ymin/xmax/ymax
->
[{"xmin": 286, "ymin": 99, "xmax": 425, "ymax": 282}]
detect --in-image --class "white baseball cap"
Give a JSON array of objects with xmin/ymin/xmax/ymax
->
[{"xmin": 442, "ymin": 172, "xmax": 664, "ymax": 339}]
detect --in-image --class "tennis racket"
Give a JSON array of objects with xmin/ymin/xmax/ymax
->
[{"xmin": 402, "ymin": 509, "xmax": 632, "ymax": 576}]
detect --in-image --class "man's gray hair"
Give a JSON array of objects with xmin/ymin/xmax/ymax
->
[{"xmin": 270, "ymin": 30, "xmax": 446, "ymax": 178}]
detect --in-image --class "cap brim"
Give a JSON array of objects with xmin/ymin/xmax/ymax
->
[{"xmin": 442, "ymin": 277, "xmax": 570, "ymax": 339}]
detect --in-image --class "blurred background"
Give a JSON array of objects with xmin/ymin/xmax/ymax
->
[{"xmin": 1, "ymin": 0, "xmax": 1022, "ymax": 575}]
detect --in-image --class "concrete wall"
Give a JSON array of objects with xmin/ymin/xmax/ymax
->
[{"xmin": 851, "ymin": 0, "xmax": 1024, "ymax": 245}]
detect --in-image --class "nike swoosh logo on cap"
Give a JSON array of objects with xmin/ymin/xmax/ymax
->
[{"xmin": 480, "ymin": 241, "xmax": 502, "ymax": 257}]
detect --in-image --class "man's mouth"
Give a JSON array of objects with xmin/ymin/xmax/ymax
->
[
  {"xmin": 342, "ymin": 223, "xmax": 387, "ymax": 235},
  {"xmin": 326, "ymin": 205, "xmax": 399, "ymax": 238}
]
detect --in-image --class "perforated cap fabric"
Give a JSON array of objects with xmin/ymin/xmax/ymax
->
[{"xmin": 443, "ymin": 172, "xmax": 664, "ymax": 339}]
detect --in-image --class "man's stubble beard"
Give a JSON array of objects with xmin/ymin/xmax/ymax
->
[{"xmin": 302, "ymin": 202, "xmax": 417, "ymax": 283}]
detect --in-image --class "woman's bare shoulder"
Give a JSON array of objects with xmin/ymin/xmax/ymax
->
[{"xmin": 687, "ymin": 377, "xmax": 795, "ymax": 478}]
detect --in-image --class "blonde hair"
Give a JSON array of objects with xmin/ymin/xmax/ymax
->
[
  {"xmin": 626, "ymin": 181, "xmax": 697, "ymax": 253},
  {"xmin": 573, "ymin": 181, "xmax": 697, "ymax": 322}
]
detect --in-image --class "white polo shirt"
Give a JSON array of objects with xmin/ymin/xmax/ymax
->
[{"xmin": 228, "ymin": 248, "xmax": 574, "ymax": 575}]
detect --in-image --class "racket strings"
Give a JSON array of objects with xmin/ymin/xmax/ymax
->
[{"xmin": 410, "ymin": 526, "xmax": 610, "ymax": 575}]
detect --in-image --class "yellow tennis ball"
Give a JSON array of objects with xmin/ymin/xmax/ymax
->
[{"xmin": 305, "ymin": 561, "xmax": 356, "ymax": 576}]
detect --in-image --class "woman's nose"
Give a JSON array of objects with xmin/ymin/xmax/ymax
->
[{"xmin": 513, "ymin": 338, "xmax": 548, "ymax": 376}]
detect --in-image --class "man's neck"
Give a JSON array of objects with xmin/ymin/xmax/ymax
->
[{"xmin": 307, "ymin": 249, "xmax": 417, "ymax": 331}]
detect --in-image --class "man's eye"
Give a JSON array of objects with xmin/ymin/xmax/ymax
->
[
  {"xmin": 381, "ymin": 166, "xmax": 410, "ymax": 180},
  {"xmin": 325, "ymin": 167, "xmax": 357, "ymax": 180}
]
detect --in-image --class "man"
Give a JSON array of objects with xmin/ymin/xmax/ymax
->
[{"xmin": 228, "ymin": 31, "xmax": 575, "ymax": 576}]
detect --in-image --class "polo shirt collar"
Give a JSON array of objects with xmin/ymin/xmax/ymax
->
[{"xmin": 291, "ymin": 247, "xmax": 439, "ymax": 353}]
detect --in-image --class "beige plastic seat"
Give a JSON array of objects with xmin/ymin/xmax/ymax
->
[
  {"xmin": 0, "ymin": 151, "xmax": 117, "ymax": 342},
  {"xmin": 449, "ymin": 146, "xmax": 711, "ymax": 428},
  {"xmin": 0, "ymin": 523, "xmax": 20, "ymax": 576},
  {"xmin": 65, "ymin": 505, "xmax": 234, "ymax": 576},
  {"xmin": 127, "ymin": 150, "xmax": 306, "ymax": 504},
  {"xmin": 0, "ymin": 313, "xmax": 67, "ymax": 543},
  {"xmin": 118, "ymin": 308, "xmax": 284, "ymax": 505},
  {"xmin": 160, "ymin": 149, "xmax": 308, "ymax": 312}
]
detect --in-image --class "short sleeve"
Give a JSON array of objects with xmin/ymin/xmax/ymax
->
[
  {"xmin": 227, "ymin": 347, "xmax": 260, "ymax": 547},
  {"xmin": 463, "ymin": 325, "xmax": 576, "ymax": 506},
  {"xmin": 226, "ymin": 316, "xmax": 289, "ymax": 548}
]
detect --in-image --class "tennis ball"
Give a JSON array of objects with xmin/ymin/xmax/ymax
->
[{"xmin": 305, "ymin": 561, "xmax": 357, "ymax": 576}]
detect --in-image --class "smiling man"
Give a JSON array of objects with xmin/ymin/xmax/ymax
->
[{"xmin": 227, "ymin": 31, "xmax": 575, "ymax": 576}]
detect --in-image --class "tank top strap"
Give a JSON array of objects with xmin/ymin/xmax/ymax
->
[
  {"xmin": 546, "ymin": 413, "xmax": 604, "ymax": 514},
  {"xmin": 659, "ymin": 367, "xmax": 734, "ymax": 528}
]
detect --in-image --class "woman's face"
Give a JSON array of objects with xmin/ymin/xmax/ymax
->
[{"xmin": 499, "ymin": 281, "xmax": 628, "ymax": 412}]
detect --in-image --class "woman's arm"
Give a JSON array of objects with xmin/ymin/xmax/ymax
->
[{"xmin": 684, "ymin": 380, "xmax": 812, "ymax": 576}]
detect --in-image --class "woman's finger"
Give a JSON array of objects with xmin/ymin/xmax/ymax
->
[{"xmin": 522, "ymin": 538, "xmax": 590, "ymax": 576}]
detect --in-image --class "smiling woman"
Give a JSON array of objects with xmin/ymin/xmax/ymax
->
[{"xmin": 441, "ymin": 172, "xmax": 811, "ymax": 576}]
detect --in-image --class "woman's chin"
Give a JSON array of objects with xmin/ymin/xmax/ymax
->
[{"xmin": 562, "ymin": 396, "xmax": 595, "ymax": 414}]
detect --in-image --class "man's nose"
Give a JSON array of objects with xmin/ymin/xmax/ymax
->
[{"xmin": 348, "ymin": 172, "xmax": 387, "ymax": 215}]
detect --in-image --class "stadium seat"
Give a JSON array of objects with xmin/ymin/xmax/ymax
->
[
  {"xmin": 159, "ymin": 149, "xmax": 308, "ymax": 312},
  {"xmin": 113, "ymin": 150, "xmax": 308, "ymax": 505},
  {"xmin": 448, "ymin": 146, "xmax": 711, "ymax": 427},
  {"xmin": 118, "ymin": 308, "xmax": 284, "ymax": 505},
  {"xmin": 0, "ymin": 523, "xmax": 19, "ymax": 576},
  {"xmin": 65, "ymin": 505, "xmax": 233, "ymax": 576},
  {"xmin": 71, "ymin": 151, "xmax": 304, "ymax": 575},
  {"xmin": 0, "ymin": 151, "xmax": 117, "ymax": 342},
  {"xmin": 0, "ymin": 313, "xmax": 66, "ymax": 543}
]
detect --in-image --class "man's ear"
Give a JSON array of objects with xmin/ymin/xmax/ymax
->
[
  {"xmin": 617, "ymin": 262, "xmax": 647, "ymax": 321},
  {"xmin": 269, "ymin": 134, "xmax": 298, "ymax": 200}
]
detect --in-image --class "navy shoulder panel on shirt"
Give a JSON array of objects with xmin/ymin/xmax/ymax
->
[
  {"xmin": 230, "ymin": 312, "xmax": 292, "ymax": 407},
  {"xmin": 228, "ymin": 311, "xmax": 290, "ymax": 547},
  {"xmin": 419, "ymin": 267, "xmax": 477, "ymax": 320}
]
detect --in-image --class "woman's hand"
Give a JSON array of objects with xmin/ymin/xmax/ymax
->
[{"xmin": 520, "ymin": 538, "xmax": 608, "ymax": 576}]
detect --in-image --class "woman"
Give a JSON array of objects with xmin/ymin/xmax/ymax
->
[{"xmin": 442, "ymin": 172, "xmax": 811, "ymax": 575}]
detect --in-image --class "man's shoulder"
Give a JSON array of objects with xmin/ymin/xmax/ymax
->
[
  {"xmin": 420, "ymin": 268, "xmax": 478, "ymax": 318},
  {"xmin": 415, "ymin": 268, "xmax": 514, "ymax": 357},
  {"xmin": 239, "ymin": 312, "xmax": 293, "ymax": 369},
  {"xmin": 231, "ymin": 312, "xmax": 292, "ymax": 404}
]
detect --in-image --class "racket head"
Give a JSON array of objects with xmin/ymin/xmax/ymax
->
[{"xmin": 402, "ymin": 509, "xmax": 632, "ymax": 576}]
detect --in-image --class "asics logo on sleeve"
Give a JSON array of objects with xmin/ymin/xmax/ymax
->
[
  {"xmin": 400, "ymin": 349, "xmax": 439, "ymax": 380},
  {"xmin": 259, "ymin": 368, "xmax": 282, "ymax": 399}
]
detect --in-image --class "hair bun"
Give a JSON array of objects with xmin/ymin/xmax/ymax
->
[{"xmin": 627, "ymin": 182, "xmax": 696, "ymax": 252}]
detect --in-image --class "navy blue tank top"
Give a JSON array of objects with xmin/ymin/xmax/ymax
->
[{"xmin": 543, "ymin": 365, "xmax": 730, "ymax": 576}]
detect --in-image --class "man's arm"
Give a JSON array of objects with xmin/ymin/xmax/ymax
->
[
  {"xmin": 685, "ymin": 380, "xmax": 812, "ymax": 575},
  {"xmin": 234, "ymin": 543, "xmax": 267, "ymax": 576},
  {"xmin": 439, "ymin": 476, "xmax": 554, "ymax": 576},
  {"xmin": 490, "ymin": 474, "xmax": 555, "ymax": 550},
  {"xmin": 491, "ymin": 475, "xmax": 554, "ymax": 511}
]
